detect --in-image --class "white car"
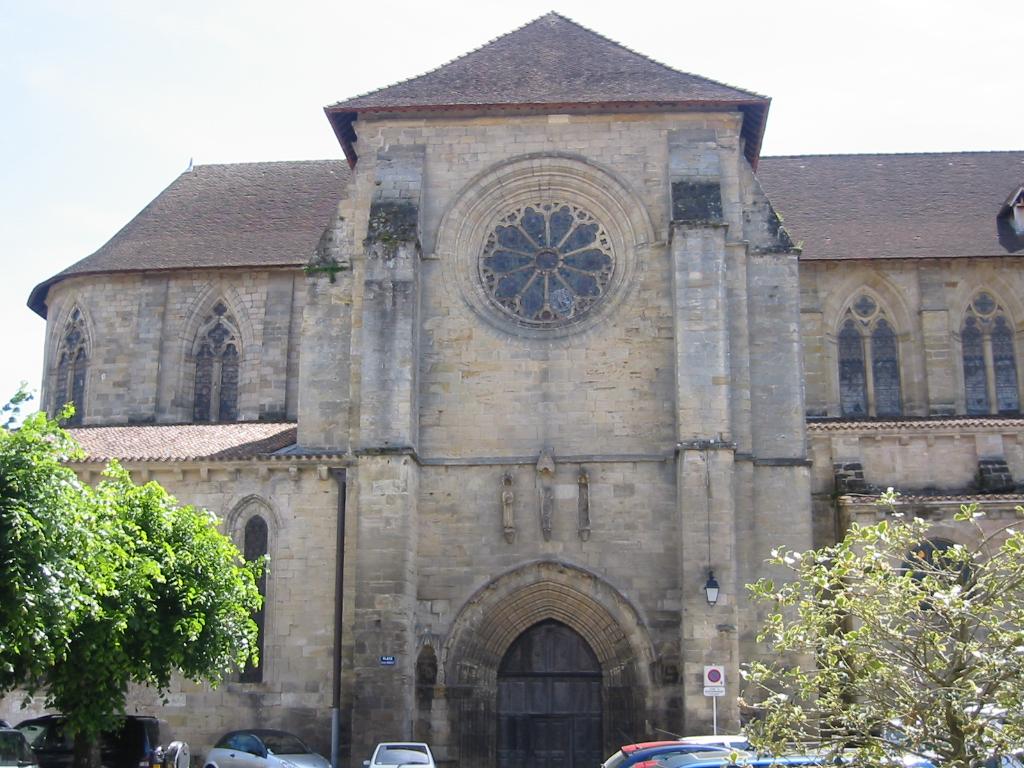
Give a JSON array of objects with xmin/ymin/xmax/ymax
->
[
  {"xmin": 364, "ymin": 743, "xmax": 435, "ymax": 768},
  {"xmin": 205, "ymin": 730, "xmax": 329, "ymax": 768}
]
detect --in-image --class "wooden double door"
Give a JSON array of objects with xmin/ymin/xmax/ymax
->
[{"xmin": 496, "ymin": 621, "xmax": 603, "ymax": 768}]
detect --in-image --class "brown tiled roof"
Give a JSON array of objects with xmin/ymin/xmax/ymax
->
[
  {"xmin": 758, "ymin": 152, "xmax": 1024, "ymax": 261},
  {"xmin": 66, "ymin": 422, "xmax": 297, "ymax": 462},
  {"xmin": 808, "ymin": 415, "xmax": 1024, "ymax": 433},
  {"xmin": 28, "ymin": 160, "xmax": 350, "ymax": 317},
  {"xmin": 325, "ymin": 12, "xmax": 769, "ymax": 168}
]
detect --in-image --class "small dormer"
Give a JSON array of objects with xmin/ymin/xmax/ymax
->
[{"xmin": 1009, "ymin": 186, "xmax": 1024, "ymax": 235}]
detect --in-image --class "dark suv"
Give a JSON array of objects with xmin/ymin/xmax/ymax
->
[{"xmin": 16, "ymin": 715, "xmax": 173, "ymax": 768}]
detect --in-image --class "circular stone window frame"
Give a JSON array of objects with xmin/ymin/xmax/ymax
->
[{"xmin": 436, "ymin": 153, "xmax": 655, "ymax": 339}]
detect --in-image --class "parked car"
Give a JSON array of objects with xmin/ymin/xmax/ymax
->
[
  {"xmin": 678, "ymin": 736, "xmax": 752, "ymax": 752},
  {"xmin": 601, "ymin": 743, "xmax": 734, "ymax": 768},
  {"xmin": 204, "ymin": 730, "xmax": 328, "ymax": 768},
  {"xmin": 640, "ymin": 755, "xmax": 821, "ymax": 768},
  {"xmin": 0, "ymin": 728, "xmax": 36, "ymax": 768},
  {"xmin": 16, "ymin": 714, "xmax": 176, "ymax": 768},
  {"xmin": 364, "ymin": 743, "xmax": 435, "ymax": 768}
]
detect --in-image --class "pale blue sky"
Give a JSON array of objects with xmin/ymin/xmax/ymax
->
[{"xmin": 1, "ymin": 0, "xmax": 1018, "ymax": 412}]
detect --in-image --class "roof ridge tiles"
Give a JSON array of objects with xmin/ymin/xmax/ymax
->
[
  {"xmin": 763, "ymin": 149, "xmax": 1024, "ymax": 160},
  {"xmin": 540, "ymin": 12, "xmax": 767, "ymax": 101},
  {"xmin": 326, "ymin": 11, "xmax": 766, "ymax": 109}
]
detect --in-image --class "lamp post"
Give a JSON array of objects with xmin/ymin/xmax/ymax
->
[{"xmin": 704, "ymin": 570, "xmax": 720, "ymax": 606}]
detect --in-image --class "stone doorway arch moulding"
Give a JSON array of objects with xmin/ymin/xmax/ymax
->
[{"xmin": 439, "ymin": 559, "xmax": 657, "ymax": 767}]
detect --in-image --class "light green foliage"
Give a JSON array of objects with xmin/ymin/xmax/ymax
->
[
  {"xmin": 1, "ymin": 396, "xmax": 95, "ymax": 693},
  {"xmin": 744, "ymin": 491, "xmax": 1024, "ymax": 768},
  {"xmin": 1, "ymin": 392, "xmax": 263, "ymax": 759}
]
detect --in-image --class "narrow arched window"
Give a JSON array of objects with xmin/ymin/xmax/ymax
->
[
  {"xmin": 838, "ymin": 319, "xmax": 867, "ymax": 417},
  {"xmin": 54, "ymin": 309, "xmax": 88, "ymax": 425},
  {"xmin": 240, "ymin": 514, "xmax": 268, "ymax": 683},
  {"xmin": 872, "ymin": 319, "xmax": 902, "ymax": 417},
  {"xmin": 961, "ymin": 293, "xmax": 1020, "ymax": 415},
  {"xmin": 192, "ymin": 301, "xmax": 241, "ymax": 422},
  {"xmin": 837, "ymin": 294, "xmax": 902, "ymax": 418}
]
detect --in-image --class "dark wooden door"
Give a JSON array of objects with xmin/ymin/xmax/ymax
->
[{"xmin": 497, "ymin": 621, "xmax": 603, "ymax": 768}]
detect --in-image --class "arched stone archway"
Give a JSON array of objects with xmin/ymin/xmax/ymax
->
[{"xmin": 440, "ymin": 561, "xmax": 655, "ymax": 767}]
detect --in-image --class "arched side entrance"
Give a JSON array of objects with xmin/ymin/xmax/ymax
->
[
  {"xmin": 497, "ymin": 620, "xmax": 603, "ymax": 768},
  {"xmin": 441, "ymin": 561, "xmax": 656, "ymax": 768}
]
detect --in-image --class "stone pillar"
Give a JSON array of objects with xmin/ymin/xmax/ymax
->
[
  {"xmin": 746, "ymin": 250, "xmax": 805, "ymax": 458},
  {"xmin": 669, "ymin": 168, "xmax": 740, "ymax": 728},
  {"xmin": 678, "ymin": 448, "xmax": 741, "ymax": 732},
  {"xmin": 349, "ymin": 145, "xmax": 426, "ymax": 756},
  {"xmin": 918, "ymin": 266, "xmax": 957, "ymax": 415},
  {"xmin": 296, "ymin": 211, "xmax": 353, "ymax": 452},
  {"xmin": 350, "ymin": 454, "xmax": 420, "ymax": 754},
  {"xmin": 258, "ymin": 272, "xmax": 296, "ymax": 420},
  {"xmin": 671, "ymin": 222, "xmax": 732, "ymax": 440},
  {"xmin": 357, "ymin": 145, "xmax": 425, "ymax": 451}
]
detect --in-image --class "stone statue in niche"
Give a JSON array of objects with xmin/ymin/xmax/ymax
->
[
  {"xmin": 540, "ymin": 487, "xmax": 554, "ymax": 541},
  {"xmin": 537, "ymin": 449, "xmax": 555, "ymax": 541},
  {"xmin": 577, "ymin": 469, "xmax": 591, "ymax": 541},
  {"xmin": 501, "ymin": 473, "xmax": 516, "ymax": 543}
]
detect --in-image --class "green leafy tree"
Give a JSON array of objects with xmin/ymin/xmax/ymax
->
[
  {"xmin": 1, "ymin": 396, "xmax": 98, "ymax": 693},
  {"xmin": 1, "ymin": 395, "xmax": 263, "ymax": 767},
  {"xmin": 744, "ymin": 492, "xmax": 1024, "ymax": 768}
]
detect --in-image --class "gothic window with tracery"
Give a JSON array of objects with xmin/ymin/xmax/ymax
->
[
  {"xmin": 240, "ymin": 514, "xmax": 268, "ymax": 683},
  {"xmin": 193, "ymin": 301, "xmax": 241, "ymax": 422},
  {"xmin": 837, "ymin": 294, "xmax": 902, "ymax": 418},
  {"xmin": 961, "ymin": 293, "xmax": 1019, "ymax": 415},
  {"xmin": 479, "ymin": 202, "xmax": 615, "ymax": 327},
  {"xmin": 54, "ymin": 308, "xmax": 88, "ymax": 425}
]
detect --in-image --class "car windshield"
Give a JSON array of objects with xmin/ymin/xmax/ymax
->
[
  {"xmin": 375, "ymin": 745, "xmax": 430, "ymax": 765},
  {"xmin": 0, "ymin": 732, "xmax": 32, "ymax": 763},
  {"xmin": 262, "ymin": 734, "xmax": 311, "ymax": 755}
]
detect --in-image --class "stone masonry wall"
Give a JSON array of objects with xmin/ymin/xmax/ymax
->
[
  {"xmin": 43, "ymin": 269, "xmax": 305, "ymax": 425},
  {"xmin": 801, "ymin": 258, "xmax": 1024, "ymax": 419}
]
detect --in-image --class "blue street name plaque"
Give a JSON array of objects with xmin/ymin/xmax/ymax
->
[{"xmin": 379, "ymin": 655, "xmax": 397, "ymax": 666}]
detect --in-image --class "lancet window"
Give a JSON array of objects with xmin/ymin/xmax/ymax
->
[
  {"xmin": 240, "ymin": 514, "xmax": 268, "ymax": 683},
  {"xmin": 837, "ymin": 294, "xmax": 902, "ymax": 418},
  {"xmin": 193, "ymin": 301, "xmax": 241, "ymax": 422},
  {"xmin": 54, "ymin": 308, "xmax": 88, "ymax": 425},
  {"xmin": 961, "ymin": 293, "xmax": 1019, "ymax": 415}
]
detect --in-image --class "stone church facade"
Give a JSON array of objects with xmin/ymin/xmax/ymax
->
[{"xmin": 9, "ymin": 13, "xmax": 1024, "ymax": 768}]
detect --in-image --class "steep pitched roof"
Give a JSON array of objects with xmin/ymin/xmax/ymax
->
[
  {"xmin": 28, "ymin": 160, "xmax": 350, "ymax": 317},
  {"xmin": 325, "ymin": 12, "xmax": 769, "ymax": 168},
  {"xmin": 757, "ymin": 151, "xmax": 1024, "ymax": 261},
  {"xmin": 66, "ymin": 422, "xmax": 298, "ymax": 462}
]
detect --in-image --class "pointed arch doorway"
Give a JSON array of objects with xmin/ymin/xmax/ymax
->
[{"xmin": 496, "ymin": 620, "xmax": 603, "ymax": 768}]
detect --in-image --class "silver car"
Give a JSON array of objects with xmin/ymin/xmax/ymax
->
[{"xmin": 204, "ymin": 731, "xmax": 328, "ymax": 768}]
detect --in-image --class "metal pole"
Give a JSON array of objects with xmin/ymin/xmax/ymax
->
[
  {"xmin": 712, "ymin": 696, "xmax": 718, "ymax": 736},
  {"xmin": 330, "ymin": 469, "xmax": 348, "ymax": 768}
]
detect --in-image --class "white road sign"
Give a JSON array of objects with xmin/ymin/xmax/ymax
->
[{"xmin": 703, "ymin": 665, "xmax": 725, "ymax": 697}]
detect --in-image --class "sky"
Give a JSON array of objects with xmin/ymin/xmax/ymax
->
[{"xmin": 0, "ymin": 0, "xmax": 1019, "ymax": 412}]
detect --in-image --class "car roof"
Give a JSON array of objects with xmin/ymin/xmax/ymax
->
[
  {"xmin": 629, "ymin": 746, "xmax": 734, "ymax": 760},
  {"xmin": 222, "ymin": 730, "xmax": 301, "ymax": 738},
  {"xmin": 677, "ymin": 758, "xmax": 821, "ymax": 768},
  {"xmin": 375, "ymin": 743, "xmax": 429, "ymax": 748},
  {"xmin": 622, "ymin": 742, "xmax": 682, "ymax": 753}
]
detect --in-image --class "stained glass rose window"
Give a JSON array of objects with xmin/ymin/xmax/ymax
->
[{"xmin": 479, "ymin": 203, "xmax": 615, "ymax": 326}]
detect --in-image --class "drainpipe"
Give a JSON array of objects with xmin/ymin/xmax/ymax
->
[{"xmin": 329, "ymin": 469, "xmax": 347, "ymax": 768}]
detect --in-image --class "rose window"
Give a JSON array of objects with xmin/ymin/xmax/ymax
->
[{"xmin": 479, "ymin": 203, "xmax": 615, "ymax": 326}]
